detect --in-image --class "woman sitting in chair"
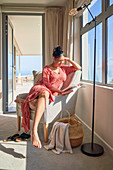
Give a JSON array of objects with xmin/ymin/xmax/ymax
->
[{"xmin": 15, "ymin": 46, "xmax": 81, "ymax": 148}]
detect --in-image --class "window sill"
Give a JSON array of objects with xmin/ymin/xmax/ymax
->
[{"xmin": 80, "ymin": 80, "xmax": 113, "ymax": 90}]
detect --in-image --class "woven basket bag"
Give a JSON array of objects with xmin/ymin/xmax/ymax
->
[{"xmin": 57, "ymin": 110, "xmax": 84, "ymax": 147}]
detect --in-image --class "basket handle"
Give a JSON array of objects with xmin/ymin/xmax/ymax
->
[{"xmin": 60, "ymin": 110, "xmax": 71, "ymax": 119}]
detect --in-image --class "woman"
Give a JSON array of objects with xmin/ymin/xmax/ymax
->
[{"xmin": 15, "ymin": 46, "xmax": 81, "ymax": 148}]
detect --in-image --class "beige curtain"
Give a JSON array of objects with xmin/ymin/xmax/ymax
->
[
  {"xmin": 75, "ymin": 0, "xmax": 93, "ymax": 17},
  {"xmin": 45, "ymin": 0, "xmax": 74, "ymax": 65},
  {"xmin": 62, "ymin": 0, "xmax": 93, "ymax": 61},
  {"xmin": 76, "ymin": 0, "xmax": 93, "ymax": 7},
  {"xmin": 45, "ymin": 0, "xmax": 93, "ymax": 65},
  {"xmin": 45, "ymin": 8, "xmax": 64, "ymax": 65},
  {"xmin": 62, "ymin": 0, "xmax": 74, "ymax": 61}
]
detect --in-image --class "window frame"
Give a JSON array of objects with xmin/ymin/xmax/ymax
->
[
  {"xmin": 80, "ymin": 0, "xmax": 113, "ymax": 87},
  {"xmin": 2, "ymin": 12, "xmax": 45, "ymax": 113}
]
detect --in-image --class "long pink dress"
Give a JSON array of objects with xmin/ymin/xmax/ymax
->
[{"xmin": 21, "ymin": 65, "xmax": 76, "ymax": 132}]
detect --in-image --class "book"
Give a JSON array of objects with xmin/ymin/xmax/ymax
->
[{"xmin": 62, "ymin": 70, "xmax": 81, "ymax": 92}]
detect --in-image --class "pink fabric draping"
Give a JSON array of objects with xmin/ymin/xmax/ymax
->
[{"xmin": 21, "ymin": 65, "xmax": 76, "ymax": 133}]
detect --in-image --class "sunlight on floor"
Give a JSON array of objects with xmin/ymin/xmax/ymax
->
[
  {"xmin": 0, "ymin": 141, "xmax": 27, "ymax": 170},
  {"xmin": 2, "ymin": 113, "xmax": 17, "ymax": 117},
  {"xmin": 0, "ymin": 113, "xmax": 28, "ymax": 170}
]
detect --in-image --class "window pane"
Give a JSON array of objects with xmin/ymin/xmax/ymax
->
[
  {"xmin": 16, "ymin": 55, "xmax": 42, "ymax": 77},
  {"xmin": 110, "ymin": 0, "xmax": 113, "ymax": 6},
  {"xmin": 83, "ymin": 0, "xmax": 102, "ymax": 27},
  {"xmin": 82, "ymin": 23, "xmax": 102, "ymax": 83},
  {"xmin": 107, "ymin": 15, "xmax": 113, "ymax": 84}
]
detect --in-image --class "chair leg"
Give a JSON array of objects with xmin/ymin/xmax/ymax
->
[
  {"xmin": 17, "ymin": 115, "xmax": 21, "ymax": 131},
  {"xmin": 43, "ymin": 123, "xmax": 48, "ymax": 143}
]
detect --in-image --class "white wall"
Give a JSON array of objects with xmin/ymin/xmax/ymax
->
[
  {"xmin": 75, "ymin": 82, "xmax": 113, "ymax": 153},
  {"xmin": 73, "ymin": 1, "xmax": 113, "ymax": 155}
]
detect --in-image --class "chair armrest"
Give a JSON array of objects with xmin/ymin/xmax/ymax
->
[
  {"xmin": 16, "ymin": 93, "xmax": 28, "ymax": 99},
  {"xmin": 62, "ymin": 70, "xmax": 82, "ymax": 91},
  {"xmin": 44, "ymin": 87, "xmax": 80, "ymax": 124}
]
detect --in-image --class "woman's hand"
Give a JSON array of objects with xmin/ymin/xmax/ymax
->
[
  {"xmin": 64, "ymin": 56, "xmax": 81, "ymax": 70},
  {"xmin": 59, "ymin": 89, "xmax": 73, "ymax": 95},
  {"xmin": 64, "ymin": 57, "xmax": 70, "ymax": 62}
]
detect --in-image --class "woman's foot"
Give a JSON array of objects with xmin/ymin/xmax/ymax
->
[
  {"xmin": 31, "ymin": 130, "xmax": 42, "ymax": 148},
  {"xmin": 14, "ymin": 98, "xmax": 25, "ymax": 103}
]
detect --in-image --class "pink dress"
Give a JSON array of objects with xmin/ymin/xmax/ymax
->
[{"xmin": 21, "ymin": 65, "xmax": 76, "ymax": 132}]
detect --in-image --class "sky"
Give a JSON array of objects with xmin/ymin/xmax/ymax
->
[
  {"xmin": 8, "ymin": 0, "xmax": 113, "ymax": 83},
  {"xmin": 16, "ymin": 55, "xmax": 42, "ymax": 76},
  {"xmin": 82, "ymin": 0, "xmax": 113, "ymax": 83}
]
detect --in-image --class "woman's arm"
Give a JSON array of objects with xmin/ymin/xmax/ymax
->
[
  {"xmin": 42, "ymin": 66, "xmax": 72, "ymax": 95},
  {"xmin": 50, "ymin": 87, "xmax": 73, "ymax": 95},
  {"xmin": 49, "ymin": 87, "xmax": 62, "ymax": 94},
  {"xmin": 64, "ymin": 57, "xmax": 82, "ymax": 70}
]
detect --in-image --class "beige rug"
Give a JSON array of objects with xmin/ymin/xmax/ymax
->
[
  {"xmin": 0, "ymin": 114, "xmax": 27, "ymax": 170},
  {"xmin": 0, "ymin": 113, "xmax": 113, "ymax": 170}
]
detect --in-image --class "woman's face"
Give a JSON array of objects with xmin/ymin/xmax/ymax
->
[{"xmin": 53, "ymin": 54, "xmax": 65, "ymax": 67}]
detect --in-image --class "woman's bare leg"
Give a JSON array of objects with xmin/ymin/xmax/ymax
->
[
  {"xmin": 31, "ymin": 91, "xmax": 49, "ymax": 148},
  {"xmin": 29, "ymin": 99, "xmax": 38, "ymax": 111}
]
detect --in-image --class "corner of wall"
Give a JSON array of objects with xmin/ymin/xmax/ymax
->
[{"xmin": 0, "ymin": 6, "xmax": 2, "ymax": 113}]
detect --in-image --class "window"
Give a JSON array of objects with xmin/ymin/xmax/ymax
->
[
  {"xmin": 16, "ymin": 55, "xmax": 42, "ymax": 77},
  {"xmin": 107, "ymin": 15, "xmax": 113, "ymax": 84},
  {"xmin": 82, "ymin": 23, "xmax": 102, "ymax": 82},
  {"xmin": 83, "ymin": 0, "xmax": 102, "ymax": 27},
  {"xmin": 81, "ymin": 0, "xmax": 113, "ymax": 86},
  {"xmin": 110, "ymin": 0, "xmax": 113, "ymax": 6}
]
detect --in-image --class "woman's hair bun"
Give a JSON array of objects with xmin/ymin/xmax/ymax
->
[
  {"xmin": 53, "ymin": 45, "xmax": 64, "ymax": 58},
  {"xmin": 55, "ymin": 46, "xmax": 62, "ymax": 52}
]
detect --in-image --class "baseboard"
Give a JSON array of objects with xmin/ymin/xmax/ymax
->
[
  {"xmin": 0, "ymin": 111, "xmax": 3, "ymax": 115},
  {"xmin": 76, "ymin": 114, "xmax": 113, "ymax": 156}
]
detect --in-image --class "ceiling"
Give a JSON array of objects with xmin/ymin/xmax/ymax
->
[
  {"xmin": 2, "ymin": 0, "xmax": 68, "ymax": 56},
  {"xmin": 0, "ymin": 0, "xmax": 68, "ymax": 6},
  {"xmin": 9, "ymin": 15, "xmax": 42, "ymax": 56}
]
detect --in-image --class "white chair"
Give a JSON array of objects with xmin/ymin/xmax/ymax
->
[{"xmin": 16, "ymin": 70, "xmax": 81, "ymax": 142}]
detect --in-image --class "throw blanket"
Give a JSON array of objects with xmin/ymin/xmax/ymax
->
[{"xmin": 44, "ymin": 122, "xmax": 73, "ymax": 154}]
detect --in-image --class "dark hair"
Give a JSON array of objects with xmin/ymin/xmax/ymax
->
[{"xmin": 53, "ymin": 46, "xmax": 64, "ymax": 58}]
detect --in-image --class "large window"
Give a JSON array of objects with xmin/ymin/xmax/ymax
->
[
  {"xmin": 83, "ymin": 0, "xmax": 102, "ymax": 27},
  {"xmin": 81, "ymin": 0, "xmax": 113, "ymax": 86},
  {"xmin": 110, "ymin": 0, "xmax": 113, "ymax": 6},
  {"xmin": 107, "ymin": 15, "xmax": 113, "ymax": 84},
  {"xmin": 82, "ymin": 23, "xmax": 102, "ymax": 82}
]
